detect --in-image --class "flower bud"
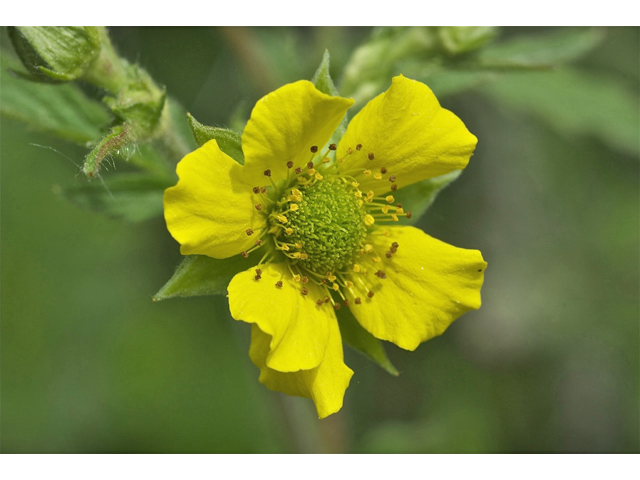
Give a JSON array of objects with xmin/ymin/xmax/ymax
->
[
  {"xmin": 437, "ymin": 27, "xmax": 498, "ymax": 55},
  {"xmin": 8, "ymin": 27, "xmax": 104, "ymax": 83}
]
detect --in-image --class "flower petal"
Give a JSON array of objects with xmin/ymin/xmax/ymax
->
[
  {"xmin": 242, "ymin": 80, "xmax": 354, "ymax": 185},
  {"xmin": 337, "ymin": 75, "xmax": 477, "ymax": 195},
  {"xmin": 249, "ymin": 320, "xmax": 353, "ymax": 419},
  {"xmin": 228, "ymin": 262, "xmax": 332, "ymax": 372},
  {"xmin": 348, "ymin": 226, "xmax": 486, "ymax": 351},
  {"xmin": 164, "ymin": 140, "xmax": 266, "ymax": 258}
]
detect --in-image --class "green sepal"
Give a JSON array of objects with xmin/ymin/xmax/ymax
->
[
  {"xmin": 58, "ymin": 173, "xmax": 174, "ymax": 222},
  {"xmin": 312, "ymin": 50, "xmax": 339, "ymax": 97},
  {"xmin": 312, "ymin": 50, "xmax": 348, "ymax": 144},
  {"xmin": 8, "ymin": 26, "xmax": 103, "ymax": 82},
  {"xmin": 335, "ymin": 306, "xmax": 399, "ymax": 376},
  {"xmin": 0, "ymin": 50, "xmax": 111, "ymax": 143},
  {"xmin": 187, "ymin": 113, "xmax": 244, "ymax": 164},
  {"xmin": 398, "ymin": 170, "xmax": 463, "ymax": 224},
  {"xmin": 154, "ymin": 254, "xmax": 255, "ymax": 301}
]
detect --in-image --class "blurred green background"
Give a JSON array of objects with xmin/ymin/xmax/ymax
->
[{"xmin": 1, "ymin": 27, "xmax": 638, "ymax": 453}]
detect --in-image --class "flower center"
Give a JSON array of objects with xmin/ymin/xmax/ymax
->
[{"xmin": 278, "ymin": 178, "xmax": 367, "ymax": 275}]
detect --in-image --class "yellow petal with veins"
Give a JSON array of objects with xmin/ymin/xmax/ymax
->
[
  {"xmin": 164, "ymin": 140, "xmax": 265, "ymax": 259},
  {"xmin": 348, "ymin": 226, "xmax": 486, "ymax": 350},
  {"xmin": 337, "ymin": 76, "xmax": 477, "ymax": 195},
  {"xmin": 242, "ymin": 80, "xmax": 353, "ymax": 185},
  {"xmin": 228, "ymin": 262, "xmax": 332, "ymax": 372}
]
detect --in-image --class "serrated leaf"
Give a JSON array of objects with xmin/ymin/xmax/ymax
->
[
  {"xmin": 186, "ymin": 113, "xmax": 244, "ymax": 164},
  {"xmin": 397, "ymin": 170, "xmax": 463, "ymax": 224},
  {"xmin": 476, "ymin": 28, "xmax": 604, "ymax": 69},
  {"xmin": 1, "ymin": 51, "xmax": 111, "ymax": 143},
  {"xmin": 154, "ymin": 254, "xmax": 255, "ymax": 301},
  {"xmin": 312, "ymin": 50, "xmax": 348, "ymax": 143},
  {"xmin": 482, "ymin": 68, "xmax": 640, "ymax": 156},
  {"xmin": 59, "ymin": 173, "xmax": 173, "ymax": 222},
  {"xmin": 335, "ymin": 306, "xmax": 398, "ymax": 376}
]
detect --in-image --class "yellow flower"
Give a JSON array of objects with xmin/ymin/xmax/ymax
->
[{"xmin": 163, "ymin": 76, "xmax": 486, "ymax": 419}]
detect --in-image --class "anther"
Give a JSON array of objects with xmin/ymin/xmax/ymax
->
[
  {"xmin": 391, "ymin": 184, "xmax": 398, "ymax": 191},
  {"xmin": 329, "ymin": 144, "xmax": 337, "ymax": 151},
  {"xmin": 389, "ymin": 175, "xmax": 396, "ymax": 182},
  {"xmin": 310, "ymin": 146, "xmax": 318, "ymax": 153},
  {"xmin": 385, "ymin": 251, "xmax": 393, "ymax": 258},
  {"xmin": 307, "ymin": 162, "xmax": 314, "ymax": 169},
  {"xmin": 286, "ymin": 161, "xmax": 294, "ymax": 169},
  {"xmin": 260, "ymin": 187, "xmax": 267, "ymax": 194},
  {"xmin": 252, "ymin": 186, "xmax": 260, "ymax": 194},
  {"xmin": 316, "ymin": 299, "xmax": 323, "ymax": 307},
  {"xmin": 241, "ymin": 251, "xmax": 249, "ymax": 258},
  {"xmin": 293, "ymin": 274, "xmax": 301, "ymax": 282},
  {"xmin": 255, "ymin": 204, "xmax": 262, "ymax": 210},
  {"xmin": 255, "ymin": 268, "xmax": 262, "ymax": 275},
  {"xmin": 301, "ymin": 276, "xmax": 309, "ymax": 284},
  {"xmin": 295, "ymin": 167, "xmax": 302, "ymax": 174},
  {"xmin": 368, "ymin": 153, "xmax": 375, "ymax": 160},
  {"xmin": 255, "ymin": 240, "xmax": 263, "ymax": 246},
  {"xmin": 344, "ymin": 300, "xmax": 350, "ymax": 307},
  {"xmin": 264, "ymin": 169, "xmax": 271, "ymax": 177},
  {"xmin": 346, "ymin": 147, "xmax": 353, "ymax": 154},
  {"xmin": 246, "ymin": 229, "xmax": 254, "ymax": 236},
  {"xmin": 323, "ymin": 296, "xmax": 330, "ymax": 304},
  {"xmin": 406, "ymin": 211, "xmax": 412, "ymax": 219},
  {"xmin": 386, "ymin": 195, "xmax": 395, "ymax": 203},
  {"xmin": 254, "ymin": 274, "xmax": 262, "ymax": 281},
  {"xmin": 334, "ymin": 303, "xmax": 341, "ymax": 310},
  {"xmin": 374, "ymin": 173, "xmax": 382, "ymax": 180},
  {"xmin": 364, "ymin": 170, "xmax": 371, "ymax": 176},
  {"xmin": 315, "ymin": 173, "xmax": 323, "ymax": 180},
  {"xmin": 396, "ymin": 204, "xmax": 402, "ymax": 208},
  {"xmin": 285, "ymin": 228, "xmax": 293, "ymax": 235},
  {"xmin": 301, "ymin": 287, "xmax": 309, "ymax": 296},
  {"xmin": 355, "ymin": 297, "xmax": 362, "ymax": 305},
  {"xmin": 375, "ymin": 270, "xmax": 386, "ymax": 279},
  {"xmin": 380, "ymin": 167, "xmax": 387, "ymax": 174},
  {"xmin": 367, "ymin": 291, "xmax": 375, "ymax": 298},
  {"xmin": 275, "ymin": 281, "xmax": 283, "ymax": 288},
  {"xmin": 392, "ymin": 242, "xmax": 399, "ymax": 248},
  {"xmin": 365, "ymin": 214, "xmax": 375, "ymax": 226},
  {"xmin": 356, "ymin": 144, "xmax": 362, "ymax": 151}
]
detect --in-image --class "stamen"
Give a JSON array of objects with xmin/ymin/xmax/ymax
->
[
  {"xmin": 310, "ymin": 146, "xmax": 318, "ymax": 153},
  {"xmin": 275, "ymin": 281, "xmax": 283, "ymax": 288},
  {"xmin": 380, "ymin": 167, "xmax": 387, "ymax": 174},
  {"xmin": 301, "ymin": 287, "xmax": 309, "ymax": 296},
  {"xmin": 286, "ymin": 161, "xmax": 294, "ymax": 169},
  {"xmin": 295, "ymin": 167, "xmax": 303, "ymax": 174},
  {"xmin": 367, "ymin": 291, "xmax": 375, "ymax": 298},
  {"xmin": 255, "ymin": 204, "xmax": 262, "ymax": 210},
  {"xmin": 355, "ymin": 297, "xmax": 362, "ymax": 305},
  {"xmin": 246, "ymin": 229, "xmax": 254, "ymax": 236},
  {"xmin": 356, "ymin": 144, "xmax": 362, "ymax": 151},
  {"xmin": 329, "ymin": 144, "xmax": 337, "ymax": 150},
  {"xmin": 368, "ymin": 153, "xmax": 375, "ymax": 160},
  {"xmin": 365, "ymin": 214, "xmax": 375, "ymax": 226},
  {"xmin": 241, "ymin": 251, "xmax": 248, "ymax": 258},
  {"xmin": 389, "ymin": 175, "xmax": 396, "ymax": 182},
  {"xmin": 391, "ymin": 184, "xmax": 398, "ymax": 191},
  {"xmin": 254, "ymin": 274, "xmax": 262, "ymax": 281}
]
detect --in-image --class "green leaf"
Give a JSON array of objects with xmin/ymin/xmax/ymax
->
[
  {"xmin": 397, "ymin": 170, "xmax": 463, "ymax": 224},
  {"xmin": 335, "ymin": 306, "xmax": 398, "ymax": 376},
  {"xmin": 58, "ymin": 173, "xmax": 173, "ymax": 222},
  {"xmin": 482, "ymin": 68, "xmax": 640, "ymax": 156},
  {"xmin": 476, "ymin": 28, "xmax": 604, "ymax": 69},
  {"xmin": 154, "ymin": 254, "xmax": 254, "ymax": 301},
  {"xmin": 312, "ymin": 50, "xmax": 348, "ymax": 143},
  {"xmin": 0, "ymin": 51, "xmax": 111, "ymax": 143},
  {"xmin": 186, "ymin": 113, "xmax": 244, "ymax": 164}
]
